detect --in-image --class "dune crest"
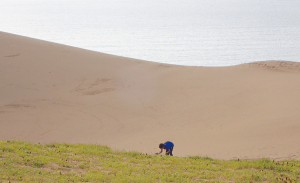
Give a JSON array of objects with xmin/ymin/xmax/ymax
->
[
  {"xmin": 245, "ymin": 61, "xmax": 300, "ymax": 72},
  {"xmin": 1, "ymin": 31, "xmax": 300, "ymax": 160}
]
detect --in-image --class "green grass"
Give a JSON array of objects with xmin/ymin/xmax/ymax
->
[{"xmin": 0, "ymin": 140, "xmax": 300, "ymax": 182}]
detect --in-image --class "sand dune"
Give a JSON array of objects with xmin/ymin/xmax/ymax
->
[{"xmin": 1, "ymin": 31, "xmax": 300, "ymax": 160}]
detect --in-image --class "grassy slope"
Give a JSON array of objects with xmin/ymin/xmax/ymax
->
[{"xmin": 0, "ymin": 141, "xmax": 299, "ymax": 182}]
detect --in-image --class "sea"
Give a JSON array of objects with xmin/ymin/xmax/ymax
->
[{"xmin": 1, "ymin": 0, "xmax": 299, "ymax": 66}]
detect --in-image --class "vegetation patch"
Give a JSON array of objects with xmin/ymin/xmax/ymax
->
[{"xmin": 0, "ymin": 140, "xmax": 300, "ymax": 182}]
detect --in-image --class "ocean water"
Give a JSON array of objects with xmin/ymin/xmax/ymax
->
[{"xmin": 1, "ymin": 0, "xmax": 299, "ymax": 66}]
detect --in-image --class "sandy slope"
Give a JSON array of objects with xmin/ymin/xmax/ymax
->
[{"xmin": 1, "ymin": 31, "xmax": 300, "ymax": 160}]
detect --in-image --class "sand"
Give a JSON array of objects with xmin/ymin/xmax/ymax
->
[{"xmin": 1, "ymin": 31, "xmax": 300, "ymax": 160}]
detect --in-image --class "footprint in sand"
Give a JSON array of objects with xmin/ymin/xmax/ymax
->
[{"xmin": 83, "ymin": 88, "xmax": 115, "ymax": 96}]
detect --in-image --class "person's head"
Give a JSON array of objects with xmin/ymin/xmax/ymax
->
[{"xmin": 159, "ymin": 143, "xmax": 165, "ymax": 149}]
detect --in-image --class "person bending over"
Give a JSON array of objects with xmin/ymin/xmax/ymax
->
[{"xmin": 156, "ymin": 141, "xmax": 174, "ymax": 156}]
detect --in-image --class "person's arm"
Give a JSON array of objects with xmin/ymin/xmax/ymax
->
[
  {"xmin": 156, "ymin": 148, "xmax": 163, "ymax": 155},
  {"xmin": 165, "ymin": 149, "xmax": 170, "ymax": 154}
]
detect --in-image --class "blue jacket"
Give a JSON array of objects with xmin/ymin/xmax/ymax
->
[{"xmin": 164, "ymin": 141, "xmax": 174, "ymax": 150}]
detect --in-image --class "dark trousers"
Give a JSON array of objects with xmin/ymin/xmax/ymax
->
[{"xmin": 166, "ymin": 146, "xmax": 174, "ymax": 156}]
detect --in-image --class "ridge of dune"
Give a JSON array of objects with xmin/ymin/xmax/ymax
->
[
  {"xmin": 1, "ymin": 31, "xmax": 300, "ymax": 160},
  {"xmin": 246, "ymin": 61, "xmax": 300, "ymax": 73}
]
